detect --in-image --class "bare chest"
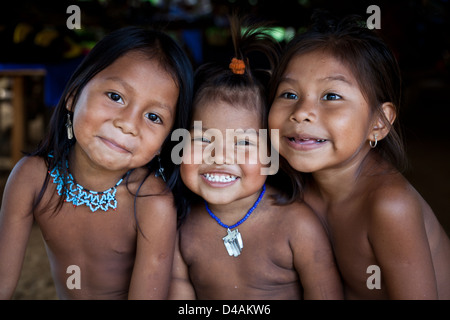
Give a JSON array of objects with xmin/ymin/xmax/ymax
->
[{"xmin": 180, "ymin": 217, "xmax": 302, "ymax": 299}]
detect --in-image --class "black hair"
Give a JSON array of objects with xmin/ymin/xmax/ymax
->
[{"xmin": 31, "ymin": 26, "xmax": 193, "ymax": 220}]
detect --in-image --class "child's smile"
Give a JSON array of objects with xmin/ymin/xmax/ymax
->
[
  {"xmin": 70, "ymin": 51, "xmax": 178, "ymax": 174},
  {"xmin": 97, "ymin": 136, "xmax": 132, "ymax": 154},
  {"xmin": 202, "ymin": 172, "xmax": 239, "ymax": 185},
  {"xmin": 285, "ymin": 133, "xmax": 329, "ymax": 151},
  {"xmin": 180, "ymin": 100, "xmax": 267, "ymax": 207},
  {"xmin": 269, "ymin": 50, "xmax": 374, "ymax": 174}
]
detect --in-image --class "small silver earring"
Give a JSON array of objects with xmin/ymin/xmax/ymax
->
[
  {"xmin": 369, "ymin": 134, "xmax": 377, "ymax": 148},
  {"xmin": 66, "ymin": 113, "xmax": 74, "ymax": 140}
]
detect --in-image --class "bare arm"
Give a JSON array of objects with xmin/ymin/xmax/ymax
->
[
  {"xmin": 291, "ymin": 207, "xmax": 343, "ymax": 300},
  {"xmin": 0, "ymin": 157, "xmax": 41, "ymax": 299},
  {"xmin": 127, "ymin": 177, "xmax": 177, "ymax": 299},
  {"xmin": 368, "ymin": 190, "xmax": 438, "ymax": 299},
  {"xmin": 168, "ymin": 231, "xmax": 196, "ymax": 300}
]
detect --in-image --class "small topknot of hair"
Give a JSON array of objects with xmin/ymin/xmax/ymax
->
[{"xmin": 229, "ymin": 57, "xmax": 246, "ymax": 74}]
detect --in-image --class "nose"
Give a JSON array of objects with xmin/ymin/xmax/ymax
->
[
  {"xmin": 204, "ymin": 134, "xmax": 235, "ymax": 165},
  {"xmin": 289, "ymin": 97, "xmax": 317, "ymax": 123},
  {"xmin": 113, "ymin": 107, "xmax": 139, "ymax": 136}
]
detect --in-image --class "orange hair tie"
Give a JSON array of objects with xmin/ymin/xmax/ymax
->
[{"xmin": 229, "ymin": 57, "xmax": 245, "ymax": 75}]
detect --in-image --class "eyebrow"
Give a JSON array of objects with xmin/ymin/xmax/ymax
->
[
  {"xmin": 105, "ymin": 76, "xmax": 134, "ymax": 92},
  {"xmin": 279, "ymin": 74, "xmax": 353, "ymax": 86},
  {"xmin": 318, "ymin": 75, "xmax": 353, "ymax": 85},
  {"xmin": 278, "ymin": 76, "xmax": 297, "ymax": 84}
]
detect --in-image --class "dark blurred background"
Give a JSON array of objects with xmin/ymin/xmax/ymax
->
[{"xmin": 0, "ymin": 0, "xmax": 449, "ymax": 299}]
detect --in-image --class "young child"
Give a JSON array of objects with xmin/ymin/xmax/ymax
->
[
  {"xmin": 0, "ymin": 26, "xmax": 193, "ymax": 299},
  {"xmin": 268, "ymin": 13, "xmax": 450, "ymax": 299},
  {"xmin": 168, "ymin": 16, "xmax": 343, "ymax": 300}
]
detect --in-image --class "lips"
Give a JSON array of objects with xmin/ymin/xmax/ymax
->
[
  {"xmin": 99, "ymin": 137, "xmax": 131, "ymax": 153},
  {"xmin": 287, "ymin": 137, "xmax": 327, "ymax": 144},
  {"xmin": 284, "ymin": 133, "xmax": 328, "ymax": 151}
]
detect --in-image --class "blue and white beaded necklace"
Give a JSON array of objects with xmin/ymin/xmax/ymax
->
[
  {"xmin": 204, "ymin": 184, "xmax": 266, "ymax": 257},
  {"xmin": 48, "ymin": 157, "xmax": 130, "ymax": 212}
]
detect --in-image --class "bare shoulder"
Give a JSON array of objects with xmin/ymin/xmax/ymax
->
[
  {"xmin": 9, "ymin": 155, "xmax": 47, "ymax": 178},
  {"xmin": 130, "ymin": 168, "xmax": 175, "ymax": 222},
  {"xmin": 368, "ymin": 173, "xmax": 423, "ymax": 216},
  {"xmin": 4, "ymin": 156, "xmax": 48, "ymax": 195},
  {"xmin": 268, "ymin": 186, "xmax": 325, "ymax": 235},
  {"xmin": 178, "ymin": 201, "xmax": 204, "ymax": 231},
  {"xmin": 1, "ymin": 156, "xmax": 48, "ymax": 220},
  {"xmin": 366, "ymin": 173, "xmax": 426, "ymax": 233}
]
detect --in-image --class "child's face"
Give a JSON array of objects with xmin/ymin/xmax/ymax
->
[
  {"xmin": 269, "ymin": 51, "xmax": 375, "ymax": 173},
  {"xmin": 180, "ymin": 100, "xmax": 267, "ymax": 206},
  {"xmin": 70, "ymin": 51, "xmax": 179, "ymax": 172}
]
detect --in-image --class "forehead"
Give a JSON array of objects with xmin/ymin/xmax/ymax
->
[
  {"xmin": 95, "ymin": 51, "xmax": 172, "ymax": 81},
  {"xmin": 284, "ymin": 50, "xmax": 356, "ymax": 82},
  {"xmin": 192, "ymin": 100, "xmax": 262, "ymax": 130}
]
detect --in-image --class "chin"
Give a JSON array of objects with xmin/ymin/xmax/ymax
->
[
  {"xmin": 201, "ymin": 194, "xmax": 234, "ymax": 206},
  {"xmin": 285, "ymin": 161, "xmax": 317, "ymax": 174}
]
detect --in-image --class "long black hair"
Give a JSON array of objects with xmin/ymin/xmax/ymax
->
[{"xmin": 31, "ymin": 26, "xmax": 193, "ymax": 217}]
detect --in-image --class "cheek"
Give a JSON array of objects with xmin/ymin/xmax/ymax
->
[
  {"xmin": 71, "ymin": 93, "xmax": 102, "ymax": 132},
  {"xmin": 240, "ymin": 164, "xmax": 266, "ymax": 183},
  {"xmin": 268, "ymin": 112, "xmax": 281, "ymax": 151},
  {"xmin": 72, "ymin": 110, "xmax": 96, "ymax": 143},
  {"xmin": 327, "ymin": 112, "xmax": 370, "ymax": 147},
  {"xmin": 268, "ymin": 108, "xmax": 282, "ymax": 130},
  {"xmin": 141, "ymin": 139, "xmax": 163, "ymax": 158},
  {"xmin": 180, "ymin": 163, "xmax": 199, "ymax": 191}
]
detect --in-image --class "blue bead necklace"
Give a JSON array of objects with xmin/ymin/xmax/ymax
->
[
  {"xmin": 204, "ymin": 184, "xmax": 266, "ymax": 257},
  {"xmin": 48, "ymin": 156, "xmax": 130, "ymax": 212}
]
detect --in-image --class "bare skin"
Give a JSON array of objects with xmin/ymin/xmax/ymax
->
[
  {"xmin": 169, "ymin": 185, "xmax": 343, "ymax": 300},
  {"xmin": 169, "ymin": 98, "xmax": 342, "ymax": 300},
  {"xmin": 0, "ymin": 51, "xmax": 179, "ymax": 299},
  {"xmin": 269, "ymin": 50, "xmax": 450, "ymax": 299},
  {"xmin": 304, "ymin": 155, "xmax": 450, "ymax": 299},
  {"xmin": 0, "ymin": 156, "xmax": 176, "ymax": 299}
]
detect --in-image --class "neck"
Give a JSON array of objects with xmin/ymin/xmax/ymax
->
[
  {"xmin": 206, "ymin": 185, "xmax": 266, "ymax": 226},
  {"xmin": 310, "ymin": 151, "xmax": 380, "ymax": 204},
  {"xmin": 68, "ymin": 145, "xmax": 131, "ymax": 192}
]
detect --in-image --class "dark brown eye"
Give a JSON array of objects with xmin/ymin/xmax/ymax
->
[
  {"xmin": 146, "ymin": 113, "xmax": 162, "ymax": 124},
  {"xmin": 107, "ymin": 92, "xmax": 123, "ymax": 103}
]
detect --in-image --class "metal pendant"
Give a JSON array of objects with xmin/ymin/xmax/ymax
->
[
  {"xmin": 66, "ymin": 114, "xmax": 74, "ymax": 140},
  {"xmin": 222, "ymin": 228, "xmax": 243, "ymax": 257}
]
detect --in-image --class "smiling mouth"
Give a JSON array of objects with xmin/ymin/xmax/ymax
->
[
  {"xmin": 100, "ymin": 137, "xmax": 131, "ymax": 153},
  {"xmin": 202, "ymin": 173, "xmax": 238, "ymax": 183},
  {"xmin": 288, "ymin": 137, "xmax": 327, "ymax": 144}
]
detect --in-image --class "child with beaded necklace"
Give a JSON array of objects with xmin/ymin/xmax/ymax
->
[
  {"xmin": 168, "ymin": 16, "xmax": 343, "ymax": 300},
  {"xmin": 0, "ymin": 26, "xmax": 193, "ymax": 299}
]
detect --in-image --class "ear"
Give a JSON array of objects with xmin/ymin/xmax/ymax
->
[
  {"xmin": 66, "ymin": 95, "xmax": 74, "ymax": 112},
  {"xmin": 369, "ymin": 102, "xmax": 396, "ymax": 142}
]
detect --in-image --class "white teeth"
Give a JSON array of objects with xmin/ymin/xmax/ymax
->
[
  {"xmin": 289, "ymin": 137, "xmax": 325, "ymax": 142},
  {"xmin": 204, "ymin": 173, "xmax": 237, "ymax": 183}
]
